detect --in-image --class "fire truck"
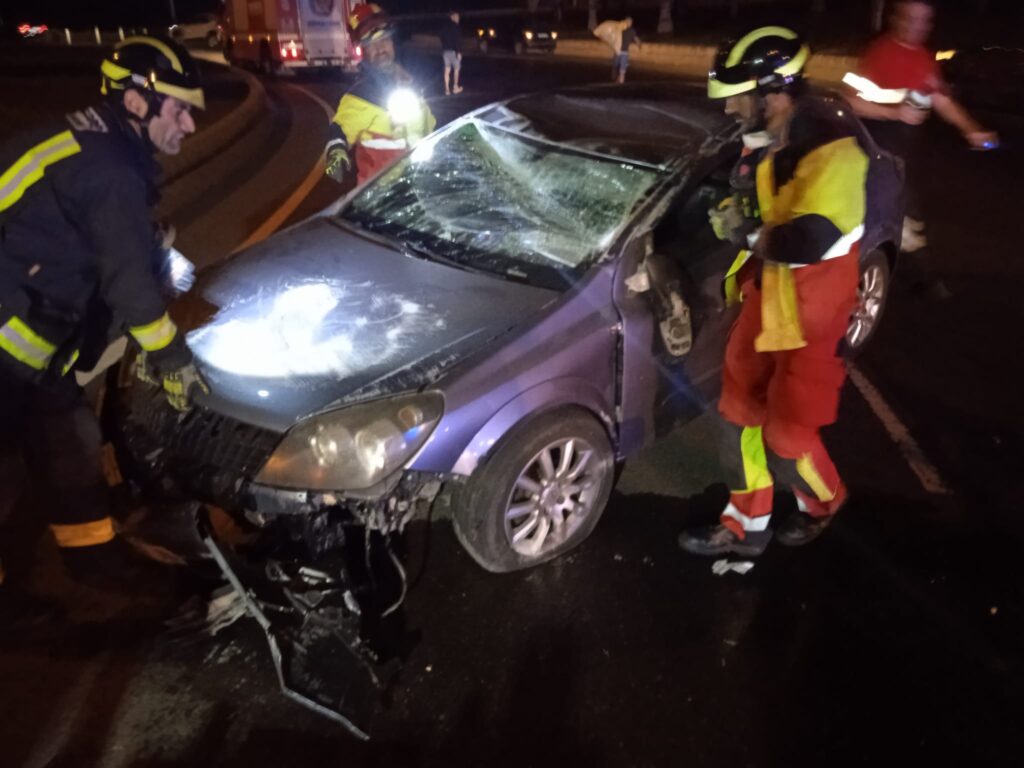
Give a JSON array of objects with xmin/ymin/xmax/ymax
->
[{"xmin": 223, "ymin": 0, "xmax": 363, "ymax": 73}]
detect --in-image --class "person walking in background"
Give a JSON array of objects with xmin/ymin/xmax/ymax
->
[
  {"xmin": 593, "ymin": 17, "xmax": 641, "ymax": 84},
  {"xmin": 440, "ymin": 11, "xmax": 463, "ymax": 95},
  {"xmin": 849, "ymin": 0, "xmax": 997, "ymax": 299}
]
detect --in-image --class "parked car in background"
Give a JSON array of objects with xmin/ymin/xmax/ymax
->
[
  {"xmin": 476, "ymin": 15, "xmax": 557, "ymax": 55},
  {"xmin": 169, "ymin": 12, "xmax": 222, "ymax": 48}
]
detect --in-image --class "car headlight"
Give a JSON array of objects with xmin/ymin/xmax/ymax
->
[
  {"xmin": 524, "ymin": 30, "xmax": 533, "ymax": 40},
  {"xmin": 551, "ymin": 31, "xmax": 558, "ymax": 40},
  {"xmin": 256, "ymin": 392, "xmax": 444, "ymax": 492},
  {"xmin": 488, "ymin": 28, "xmax": 496, "ymax": 37}
]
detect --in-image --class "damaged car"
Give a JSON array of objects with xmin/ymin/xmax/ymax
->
[{"xmin": 105, "ymin": 83, "xmax": 903, "ymax": 735}]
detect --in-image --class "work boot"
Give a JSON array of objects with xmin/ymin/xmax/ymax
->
[
  {"xmin": 775, "ymin": 512, "xmax": 834, "ymax": 547},
  {"xmin": 678, "ymin": 524, "xmax": 771, "ymax": 557}
]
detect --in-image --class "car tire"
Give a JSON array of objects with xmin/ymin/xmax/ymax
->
[
  {"xmin": 843, "ymin": 248, "xmax": 890, "ymax": 356},
  {"xmin": 206, "ymin": 30, "xmax": 221, "ymax": 49},
  {"xmin": 451, "ymin": 408, "xmax": 616, "ymax": 573}
]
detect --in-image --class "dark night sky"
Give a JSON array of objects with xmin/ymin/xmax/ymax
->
[
  {"xmin": 0, "ymin": 0, "xmax": 223, "ymax": 27},
  {"xmin": 1, "ymin": 0, "xmax": 523, "ymax": 26}
]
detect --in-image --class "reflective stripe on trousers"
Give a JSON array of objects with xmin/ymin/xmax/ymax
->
[{"xmin": 50, "ymin": 518, "xmax": 116, "ymax": 548}]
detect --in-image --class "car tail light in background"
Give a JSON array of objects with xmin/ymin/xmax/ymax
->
[
  {"xmin": 279, "ymin": 39, "xmax": 304, "ymax": 60},
  {"xmin": 18, "ymin": 23, "xmax": 48, "ymax": 37}
]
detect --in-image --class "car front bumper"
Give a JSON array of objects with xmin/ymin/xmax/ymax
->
[{"xmin": 110, "ymin": 379, "xmax": 447, "ymax": 535}]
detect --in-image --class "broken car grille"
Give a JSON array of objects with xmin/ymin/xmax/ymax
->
[{"xmin": 116, "ymin": 382, "xmax": 282, "ymax": 497}]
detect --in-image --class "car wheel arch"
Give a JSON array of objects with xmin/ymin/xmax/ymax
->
[{"xmin": 449, "ymin": 377, "xmax": 616, "ymax": 477}]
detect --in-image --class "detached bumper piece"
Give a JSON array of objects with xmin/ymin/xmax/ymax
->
[{"xmin": 202, "ymin": 527, "xmax": 397, "ymax": 740}]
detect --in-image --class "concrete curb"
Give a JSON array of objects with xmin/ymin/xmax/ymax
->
[
  {"xmin": 161, "ymin": 66, "xmax": 268, "ymax": 183},
  {"xmin": 409, "ymin": 34, "xmax": 857, "ymax": 86}
]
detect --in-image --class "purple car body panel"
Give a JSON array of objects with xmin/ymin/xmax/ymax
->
[{"xmin": 410, "ymin": 263, "xmax": 620, "ymax": 475}]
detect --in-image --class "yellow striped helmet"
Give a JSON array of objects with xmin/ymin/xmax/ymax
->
[
  {"xmin": 708, "ymin": 27, "xmax": 810, "ymax": 99},
  {"xmin": 101, "ymin": 36, "xmax": 205, "ymax": 111}
]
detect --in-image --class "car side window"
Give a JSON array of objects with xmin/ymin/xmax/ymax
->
[{"xmin": 653, "ymin": 170, "xmax": 732, "ymax": 267}]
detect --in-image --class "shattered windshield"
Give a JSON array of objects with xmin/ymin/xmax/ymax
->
[{"xmin": 338, "ymin": 119, "xmax": 665, "ymax": 288}]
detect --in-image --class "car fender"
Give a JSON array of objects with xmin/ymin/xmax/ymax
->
[{"xmin": 449, "ymin": 377, "xmax": 616, "ymax": 476}]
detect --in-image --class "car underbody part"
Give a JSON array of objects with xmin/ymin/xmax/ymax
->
[{"xmin": 201, "ymin": 510, "xmax": 409, "ymax": 740}]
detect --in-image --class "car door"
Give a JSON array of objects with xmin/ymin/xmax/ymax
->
[{"xmin": 612, "ymin": 162, "xmax": 742, "ymax": 457}]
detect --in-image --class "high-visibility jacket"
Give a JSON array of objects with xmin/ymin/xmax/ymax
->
[
  {"xmin": 732, "ymin": 99, "xmax": 868, "ymax": 352},
  {"xmin": 326, "ymin": 67, "xmax": 436, "ymax": 185},
  {"xmin": 0, "ymin": 103, "xmax": 182, "ymax": 381}
]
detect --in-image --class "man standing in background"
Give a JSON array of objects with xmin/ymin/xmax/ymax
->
[
  {"xmin": 594, "ymin": 17, "xmax": 641, "ymax": 84},
  {"xmin": 850, "ymin": 0, "xmax": 997, "ymax": 298},
  {"xmin": 440, "ymin": 11, "xmax": 464, "ymax": 95}
]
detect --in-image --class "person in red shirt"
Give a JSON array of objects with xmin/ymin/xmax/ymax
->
[{"xmin": 851, "ymin": 0, "xmax": 997, "ymax": 294}]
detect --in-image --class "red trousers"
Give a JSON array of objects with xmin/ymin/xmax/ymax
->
[{"xmin": 717, "ymin": 256, "xmax": 858, "ymax": 537}]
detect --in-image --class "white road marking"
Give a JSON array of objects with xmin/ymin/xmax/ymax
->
[
  {"xmin": 232, "ymin": 84, "xmax": 334, "ymax": 253},
  {"xmin": 848, "ymin": 362, "xmax": 950, "ymax": 495}
]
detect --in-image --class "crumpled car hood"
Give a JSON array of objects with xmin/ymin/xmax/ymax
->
[{"xmin": 187, "ymin": 217, "xmax": 558, "ymax": 433}]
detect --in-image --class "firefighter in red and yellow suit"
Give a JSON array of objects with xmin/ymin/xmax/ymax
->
[
  {"xmin": 324, "ymin": 3, "xmax": 436, "ymax": 187},
  {"xmin": 680, "ymin": 28, "xmax": 868, "ymax": 557}
]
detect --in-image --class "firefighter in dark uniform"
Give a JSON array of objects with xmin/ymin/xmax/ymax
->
[
  {"xmin": 0, "ymin": 37, "xmax": 207, "ymax": 586},
  {"xmin": 324, "ymin": 3, "xmax": 436, "ymax": 186}
]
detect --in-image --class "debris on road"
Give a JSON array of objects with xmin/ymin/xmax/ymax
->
[{"xmin": 711, "ymin": 559, "xmax": 755, "ymax": 576}]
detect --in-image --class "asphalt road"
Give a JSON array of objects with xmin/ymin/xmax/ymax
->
[{"xmin": 1, "ymin": 48, "xmax": 1022, "ymax": 767}]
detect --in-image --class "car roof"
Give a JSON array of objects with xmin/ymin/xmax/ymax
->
[{"xmin": 476, "ymin": 82, "xmax": 741, "ymax": 168}]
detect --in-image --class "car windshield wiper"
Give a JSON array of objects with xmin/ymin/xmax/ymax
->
[{"xmin": 334, "ymin": 216, "xmax": 528, "ymax": 283}]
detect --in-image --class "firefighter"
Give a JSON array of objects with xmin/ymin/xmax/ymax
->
[
  {"xmin": 324, "ymin": 3, "xmax": 436, "ymax": 186},
  {"xmin": 0, "ymin": 36, "xmax": 207, "ymax": 587},
  {"xmin": 679, "ymin": 28, "xmax": 868, "ymax": 557}
]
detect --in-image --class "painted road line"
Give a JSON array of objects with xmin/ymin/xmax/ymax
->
[
  {"xmin": 232, "ymin": 84, "xmax": 334, "ymax": 254},
  {"xmin": 848, "ymin": 363, "xmax": 950, "ymax": 495}
]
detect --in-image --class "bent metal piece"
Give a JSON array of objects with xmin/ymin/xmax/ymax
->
[{"xmin": 202, "ymin": 529, "xmax": 377, "ymax": 740}]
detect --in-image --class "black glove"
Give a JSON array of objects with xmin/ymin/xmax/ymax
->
[{"xmin": 325, "ymin": 146, "xmax": 351, "ymax": 183}]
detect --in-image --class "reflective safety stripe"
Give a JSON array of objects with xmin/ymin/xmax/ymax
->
[
  {"xmin": 796, "ymin": 453, "xmax": 837, "ymax": 503},
  {"xmin": 129, "ymin": 312, "xmax": 177, "ymax": 351},
  {"xmin": 0, "ymin": 130, "xmax": 82, "ymax": 213},
  {"xmin": 61, "ymin": 349, "xmax": 80, "ymax": 376},
  {"xmin": 821, "ymin": 224, "xmax": 864, "ymax": 261},
  {"xmin": 740, "ymin": 426, "xmax": 774, "ymax": 492},
  {"xmin": 50, "ymin": 517, "xmax": 116, "ymax": 548},
  {"xmin": 0, "ymin": 315, "xmax": 58, "ymax": 370},
  {"xmin": 723, "ymin": 249, "xmax": 752, "ymax": 306},
  {"xmin": 789, "ymin": 224, "xmax": 865, "ymax": 268},
  {"xmin": 721, "ymin": 502, "xmax": 771, "ymax": 532},
  {"xmin": 361, "ymin": 137, "xmax": 409, "ymax": 150}
]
